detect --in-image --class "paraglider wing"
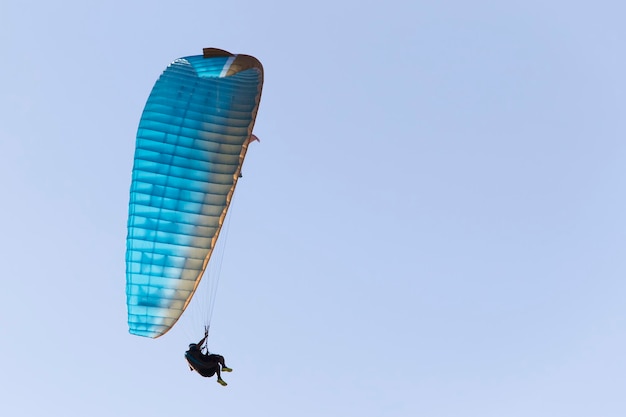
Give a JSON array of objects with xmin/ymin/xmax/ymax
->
[{"xmin": 125, "ymin": 48, "xmax": 263, "ymax": 338}]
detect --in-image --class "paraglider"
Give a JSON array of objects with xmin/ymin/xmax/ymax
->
[
  {"xmin": 125, "ymin": 47, "xmax": 264, "ymax": 342},
  {"xmin": 185, "ymin": 327, "xmax": 233, "ymax": 385}
]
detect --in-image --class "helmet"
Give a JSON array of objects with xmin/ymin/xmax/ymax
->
[{"xmin": 188, "ymin": 343, "xmax": 199, "ymax": 350}]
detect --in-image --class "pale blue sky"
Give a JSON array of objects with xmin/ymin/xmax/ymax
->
[{"xmin": 2, "ymin": 1, "xmax": 626, "ymax": 416}]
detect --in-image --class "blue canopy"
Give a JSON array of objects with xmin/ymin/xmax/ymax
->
[{"xmin": 126, "ymin": 48, "xmax": 263, "ymax": 338}]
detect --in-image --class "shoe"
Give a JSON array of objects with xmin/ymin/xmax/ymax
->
[
  {"xmin": 222, "ymin": 367, "xmax": 233, "ymax": 372},
  {"xmin": 217, "ymin": 378, "xmax": 228, "ymax": 386}
]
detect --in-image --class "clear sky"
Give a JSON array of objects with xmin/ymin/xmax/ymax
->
[{"xmin": 2, "ymin": 1, "xmax": 626, "ymax": 416}]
